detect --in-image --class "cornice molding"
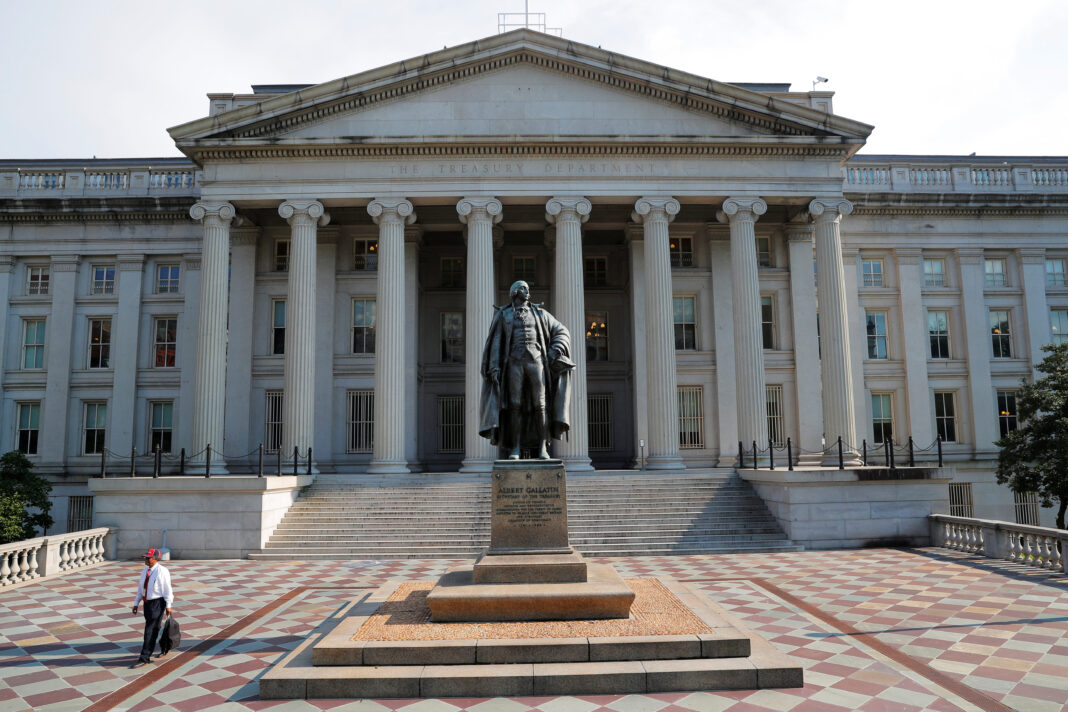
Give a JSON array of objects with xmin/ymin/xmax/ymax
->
[
  {"xmin": 852, "ymin": 205, "xmax": 1068, "ymax": 217},
  {"xmin": 0, "ymin": 210, "xmax": 194, "ymax": 224}
]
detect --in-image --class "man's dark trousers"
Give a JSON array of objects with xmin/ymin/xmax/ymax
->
[{"xmin": 139, "ymin": 597, "xmax": 167, "ymax": 662}]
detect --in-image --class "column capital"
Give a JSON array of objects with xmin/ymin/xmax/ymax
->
[
  {"xmin": 624, "ymin": 223, "xmax": 644, "ymax": 245},
  {"xmin": 230, "ymin": 227, "xmax": 260, "ymax": 247},
  {"xmin": 783, "ymin": 212, "xmax": 815, "ymax": 242},
  {"xmin": 50, "ymin": 255, "xmax": 81, "ymax": 272},
  {"xmin": 631, "ymin": 197, "xmax": 680, "ymax": 224},
  {"xmin": 704, "ymin": 221, "xmax": 730, "ymax": 242},
  {"xmin": 456, "ymin": 197, "xmax": 502, "ymax": 225},
  {"xmin": 1018, "ymin": 248, "xmax": 1046, "ymax": 265},
  {"xmin": 117, "ymin": 254, "xmax": 146, "ymax": 272},
  {"xmin": 808, "ymin": 198, "xmax": 854, "ymax": 222},
  {"xmin": 280, "ymin": 200, "xmax": 330, "ymax": 227},
  {"xmin": 716, "ymin": 197, "xmax": 767, "ymax": 224},
  {"xmin": 545, "ymin": 196, "xmax": 591, "ymax": 225},
  {"xmin": 404, "ymin": 225, "xmax": 424, "ymax": 246},
  {"xmin": 956, "ymin": 247, "xmax": 984, "ymax": 265},
  {"xmin": 895, "ymin": 247, "xmax": 923, "ymax": 265},
  {"xmin": 0, "ymin": 255, "xmax": 13, "ymax": 273},
  {"xmin": 369, "ymin": 198, "xmax": 415, "ymax": 226},
  {"xmin": 190, "ymin": 201, "xmax": 236, "ymax": 223}
]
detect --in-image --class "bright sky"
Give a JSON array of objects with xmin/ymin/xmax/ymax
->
[{"xmin": 3, "ymin": 0, "xmax": 1066, "ymax": 159}]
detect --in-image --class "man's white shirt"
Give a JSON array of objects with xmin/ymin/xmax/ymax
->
[{"xmin": 133, "ymin": 564, "xmax": 174, "ymax": 608}]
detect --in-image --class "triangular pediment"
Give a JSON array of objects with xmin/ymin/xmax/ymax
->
[{"xmin": 170, "ymin": 30, "xmax": 871, "ymax": 157}]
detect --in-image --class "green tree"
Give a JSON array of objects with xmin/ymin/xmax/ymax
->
[
  {"xmin": 996, "ymin": 342, "xmax": 1068, "ymax": 530},
  {"xmin": 0, "ymin": 451, "xmax": 53, "ymax": 544}
]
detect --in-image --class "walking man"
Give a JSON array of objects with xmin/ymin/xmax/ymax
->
[{"xmin": 130, "ymin": 547, "xmax": 173, "ymax": 668}]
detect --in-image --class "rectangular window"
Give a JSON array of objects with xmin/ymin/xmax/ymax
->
[
  {"xmin": 1051, "ymin": 309, "xmax": 1068, "ymax": 345},
  {"xmin": 437, "ymin": 395, "xmax": 464, "ymax": 453},
  {"xmin": 990, "ymin": 310, "xmax": 1012, "ymax": 358},
  {"xmin": 354, "ymin": 238, "xmax": 378, "ymax": 271},
  {"xmin": 155, "ymin": 264, "xmax": 180, "ymax": 293},
  {"xmin": 585, "ymin": 310, "xmax": 608, "ymax": 362},
  {"xmin": 756, "ymin": 236, "xmax": 771, "ymax": 267},
  {"xmin": 149, "ymin": 401, "xmax": 174, "ymax": 454},
  {"xmin": 997, "ymin": 391, "xmax": 1018, "ymax": 437},
  {"xmin": 923, "ymin": 258, "xmax": 945, "ymax": 287},
  {"xmin": 934, "ymin": 391, "xmax": 957, "ymax": 443},
  {"xmin": 153, "ymin": 317, "xmax": 177, "ymax": 368},
  {"xmin": 441, "ymin": 257, "xmax": 465, "ymax": 288},
  {"xmin": 67, "ymin": 495, "xmax": 93, "ymax": 532},
  {"xmin": 669, "ymin": 237, "xmax": 693, "ymax": 268},
  {"xmin": 948, "ymin": 482, "xmax": 974, "ymax": 518},
  {"xmin": 862, "ymin": 258, "xmax": 884, "ymax": 287},
  {"xmin": 346, "ymin": 390, "xmax": 373, "ymax": 453},
  {"xmin": 17, "ymin": 402, "xmax": 40, "ymax": 455},
  {"xmin": 272, "ymin": 300, "xmax": 286, "ymax": 355},
  {"xmin": 865, "ymin": 310, "xmax": 888, "ymax": 359},
  {"xmin": 928, "ymin": 310, "xmax": 950, "ymax": 359},
  {"xmin": 265, "ymin": 391, "xmax": 283, "ymax": 452},
  {"xmin": 27, "ymin": 266, "xmax": 49, "ymax": 295},
  {"xmin": 1046, "ymin": 258, "xmax": 1065, "ymax": 287},
  {"xmin": 673, "ymin": 296, "xmax": 696, "ymax": 350},
  {"xmin": 352, "ymin": 299, "xmax": 375, "ymax": 354},
  {"xmin": 274, "ymin": 240, "xmax": 290, "ymax": 272},
  {"xmin": 584, "ymin": 257, "xmax": 607, "ymax": 287},
  {"xmin": 91, "ymin": 265, "xmax": 115, "ymax": 295},
  {"xmin": 588, "ymin": 394, "xmax": 612, "ymax": 451},
  {"xmin": 678, "ymin": 386, "xmax": 704, "ymax": 448},
  {"xmin": 22, "ymin": 319, "xmax": 45, "ymax": 369},
  {"xmin": 984, "ymin": 258, "xmax": 1006, "ymax": 288},
  {"xmin": 760, "ymin": 295, "xmax": 775, "ymax": 349},
  {"xmin": 440, "ymin": 312, "xmax": 464, "ymax": 364},
  {"xmin": 871, "ymin": 392, "xmax": 893, "ymax": 445},
  {"xmin": 87, "ymin": 318, "xmax": 111, "ymax": 369},
  {"xmin": 83, "ymin": 402, "xmax": 107, "ymax": 455},
  {"xmin": 512, "ymin": 256, "xmax": 536, "ymax": 284},
  {"xmin": 766, "ymin": 385, "xmax": 784, "ymax": 448},
  {"xmin": 1014, "ymin": 491, "xmax": 1040, "ymax": 526}
]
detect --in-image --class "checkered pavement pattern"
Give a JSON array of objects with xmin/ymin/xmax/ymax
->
[{"xmin": 0, "ymin": 549, "xmax": 1063, "ymax": 711}]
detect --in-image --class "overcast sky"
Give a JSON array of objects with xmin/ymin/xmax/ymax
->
[{"xmin": 3, "ymin": 0, "xmax": 1065, "ymax": 160}]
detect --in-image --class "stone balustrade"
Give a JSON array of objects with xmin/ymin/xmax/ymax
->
[
  {"xmin": 0, "ymin": 527, "xmax": 116, "ymax": 588},
  {"xmin": 844, "ymin": 158, "xmax": 1068, "ymax": 194},
  {"xmin": 929, "ymin": 514, "xmax": 1068, "ymax": 573},
  {"xmin": 0, "ymin": 161, "xmax": 200, "ymax": 198}
]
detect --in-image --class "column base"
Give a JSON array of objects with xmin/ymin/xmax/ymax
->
[
  {"xmin": 459, "ymin": 458, "xmax": 493, "ymax": 473},
  {"xmin": 186, "ymin": 462, "xmax": 230, "ymax": 476},
  {"xmin": 820, "ymin": 454, "xmax": 863, "ymax": 468},
  {"xmin": 562, "ymin": 458, "xmax": 595, "ymax": 472},
  {"xmin": 645, "ymin": 455, "xmax": 686, "ymax": 471},
  {"xmin": 367, "ymin": 460, "xmax": 410, "ymax": 475}
]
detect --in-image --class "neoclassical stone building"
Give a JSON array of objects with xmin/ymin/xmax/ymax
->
[{"xmin": 1, "ymin": 31, "xmax": 1066, "ymax": 532}]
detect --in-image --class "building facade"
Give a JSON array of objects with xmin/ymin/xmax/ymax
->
[{"xmin": 1, "ymin": 31, "xmax": 1066, "ymax": 532}]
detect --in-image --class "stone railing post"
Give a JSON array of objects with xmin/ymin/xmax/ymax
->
[{"xmin": 979, "ymin": 521, "xmax": 1001, "ymax": 559}]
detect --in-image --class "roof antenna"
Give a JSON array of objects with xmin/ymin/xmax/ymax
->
[
  {"xmin": 811, "ymin": 76, "xmax": 829, "ymax": 91},
  {"xmin": 497, "ymin": 1, "xmax": 563, "ymax": 36}
]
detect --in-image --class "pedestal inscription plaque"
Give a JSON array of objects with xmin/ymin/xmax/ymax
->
[{"xmin": 488, "ymin": 459, "xmax": 569, "ymax": 554}]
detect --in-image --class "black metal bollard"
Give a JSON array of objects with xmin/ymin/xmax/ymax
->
[
  {"xmin": 752, "ymin": 441, "xmax": 758, "ymax": 470},
  {"xmin": 293, "ymin": 446, "xmax": 299, "ymax": 477},
  {"xmin": 307, "ymin": 448, "xmax": 313, "ymax": 476},
  {"xmin": 738, "ymin": 441, "xmax": 744, "ymax": 468},
  {"xmin": 258, "ymin": 444, "xmax": 264, "ymax": 477},
  {"xmin": 100, "ymin": 450, "xmax": 107, "ymax": 479},
  {"xmin": 276, "ymin": 448, "xmax": 282, "ymax": 476},
  {"xmin": 838, "ymin": 436, "xmax": 844, "ymax": 470},
  {"xmin": 130, "ymin": 446, "xmax": 137, "ymax": 477},
  {"xmin": 153, "ymin": 446, "xmax": 161, "ymax": 478},
  {"xmin": 908, "ymin": 436, "xmax": 915, "ymax": 467},
  {"xmin": 862, "ymin": 439, "xmax": 868, "ymax": 466},
  {"xmin": 768, "ymin": 439, "xmax": 775, "ymax": 470},
  {"xmin": 180, "ymin": 448, "xmax": 186, "ymax": 475},
  {"xmin": 884, "ymin": 437, "xmax": 890, "ymax": 466},
  {"xmin": 937, "ymin": 435, "xmax": 944, "ymax": 467},
  {"xmin": 888, "ymin": 436, "xmax": 895, "ymax": 469},
  {"xmin": 205, "ymin": 444, "xmax": 212, "ymax": 478},
  {"xmin": 787, "ymin": 437, "xmax": 794, "ymax": 471}
]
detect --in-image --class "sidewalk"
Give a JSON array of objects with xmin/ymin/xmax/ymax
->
[{"xmin": 0, "ymin": 548, "xmax": 1065, "ymax": 711}]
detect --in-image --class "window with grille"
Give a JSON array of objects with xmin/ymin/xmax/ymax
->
[
  {"xmin": 156, "ymin": 264, "xmax": 180, "ymax": 293},
  {"xmin": 352, "ymin": 299, "xmax": 375, "ymax": 354},
  {"xmin": 584, "ymin": 257, "xmax": 607, "ymax": 287},
  {"xmin": 512, "ymin": 256, "xmax": 535, "ymax": 284},
  {"xmin": 91, "ymin": 265, "xmax": 115, "ymax": 294},
  {"xmin": 440, "ymin": 312, "xmax": 464, "ymax": 364},
  {"xmin": 88, "ymin": 318, "xmax": 111, "ymax": 369},
  {"xmin": 1047, "ymin": 258, "xmax": 1066, "ymax": 287},
  {"xmin": 766, "ymin": 385, "xmax": 784, "ymax": 447},
  {"xmin": 934, "ymin": 391, "xmax": 957, "ymax": 443},
  {"xmin": 265, "ymin": 391, "xmax": 283, "ymax": 452},
  {"xmin": 862, "ymin": 258, "xmax": 884, "ymax": 287},
  {"xmin": 871, "ymin": 393, "xmax": 893, "ymax": 445},
  {"xmin": 990, "ymin": 310, "xmax": 1011, "ymax": 358},
  {"xmin": 83, "ymin": 402, "xmax": 107, "ymax": 455},
  {"xmin": 760, "ymin": 295, "xmax": 775, "ymax": 349},
  {"xmin": 23, "ymin": 319, "xmax": 45, "ymax": 369},
  {"xmin": 1014, "ymin": 491, "xmax": 1040, "ymax": 526},
  {"xmin": 354, "ymin": 239, "xmax": 378, "ymax": 270},
  {"xmin": 347, "ymin": 390, "xmax": 374, "ymax": 453},
  {"xmin": 67, "ymin": 496, "xmax": 94, "ymax": 533},
  {"xmin": 865, "ymin": 310, "xmax": 888, "ymax": 359},
  {"xmin": 153, "ymin": 317, "xmax": 177, "ymax": 368},
  {"xmin": 437, "ymin": 395, "xmax": 464, "ymax": 453},
  {"xmin": 588, "ymin": 394, "xmax": 612, "ymax": 450},
  {"xmin": 948, "ymin": 483, "xmax": 974, "ymax": 518},
  {"xmin": 275, "ymin": 240, "xmax": 289, "ymax": 271},
  {"xmin": 928, "ymin": 310, "xmax": 950, "ymax": 359},
  {"xmin": 272, "ymin": 300, "xmax": 286, "ymax": 355},
  {"xmin": 673, "ymin": 296, "xmax": 696, "ymax": 350},
  {"xmin": 27, "ymin": 266, "xmax": 49, "ymax": 295},
  {"xmin": 756, "ymin": 236, "xmax": 771, "ymax": 267},
  {"xmin": 678, "ymin": 386, "xmax": 704, "ymax": 448},
  {"xmin": 149, "ymin": 401, "xmax": 174, "ymax": 454},
  {"xmin": 1051, "ymin": 309, "xmax": 1068, "ymax": 345},
  {"xmin": 17, "ymin": 402, "xmax": 40, "ymax": 455},
  {"xmin": 441, "ymin": 257, "xmax": 465, "ymax": 288},
  {"xmin": 923, "ymin": 258, "xmax": 945, "ymax": 287},
  {"xmin": 669, "ymin": 237, "xmax": 693, "ymax": 268},
  {"xmin": 984, "ymin": 258, "xmax": 1006, "ymax": 288},
  {"xmin": 997, "ymin": 391, "xmax": 1018, "ymax": 437},
  {"xmin": 585, "ymin": 310, "xmax": 608, "ymax": 362}
]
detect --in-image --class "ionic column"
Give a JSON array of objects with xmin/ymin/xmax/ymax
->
[
  {"xmin": 896, "ymin": 248, "xmax": 933, "ymax": 444},
  {"xmin": 189, "ymin": 201, "xmax": 236, "ymax": 469},
  {"xmin": 785, "ymin": 217, "xmax": 824, "ymax": 464},
  {"xmin": 718, "ymin": 198, "xmax": 769, "ymax": 459},
  {"xmin": 547, "ymin": 197, "xmax": 594, "ymax": 471},
  {"xmin": 458, "ymin": 197, "xmax": 501, "ymax": 471},
  {"xmin": 224, "ymin": 229, "xmax": 259, "ymax": 459},
  {"xmin": 1019, "ymin": 248, "xmax": 1050, "ymax": 379},
  {"xmin": 707, "ymin": 225, "xmax": 739, "ymax": 466},
  {"xmin": 625, "ymin": 226, "xmax": 649, "ymax": 465},
  {"xmin": 632, "ymin": 197, "xmax": 684, "ymax": 470},
  {"xmin": 110, "ymin": 254, "xmax": 145, "ymax": 457},
  {"xmin": 368, "ymin": 198, "xmax": 414, "ymax": 473},
  {"xmin": 810, "ymin": 198, "xmax": 861, "ymax": 464},
  {"xmin": 279, "ymin": 200, "xmax": 329, "ymax": 467},
  {"xmin": 404, "ymin": 227, "xmax": 423, "ymax": 468}
]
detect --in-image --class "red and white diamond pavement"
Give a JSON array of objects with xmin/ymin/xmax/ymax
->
[{"xmin": 0, "ymin": 549, "xmax": 1065, "ymax": 712}]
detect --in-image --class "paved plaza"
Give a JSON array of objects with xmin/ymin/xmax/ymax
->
[{"xmin": 0, "ymin": 548, "xmax": 1065, "ymax": 712}]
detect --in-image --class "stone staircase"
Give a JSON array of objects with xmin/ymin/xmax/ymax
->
[{"xmin": 249, "ymin": 469, "xmax": 800, "ymax": 560}]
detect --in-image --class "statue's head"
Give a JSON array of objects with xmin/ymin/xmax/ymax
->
[{"xmin": 509, "ymin": 280, "xmax": 530, "ymax": 302}]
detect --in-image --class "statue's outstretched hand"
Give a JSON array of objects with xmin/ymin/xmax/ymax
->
[{"xmin": 490, "ymin": 369, "xmax": 500, "ymax": 388}]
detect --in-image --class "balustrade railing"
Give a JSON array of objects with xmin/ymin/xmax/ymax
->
[
  {"xmin": 19, "ymin": 171, "xmax": 65, "ymax": 190},
  {"xmin": 0, "ymin": 527, "xmax": 115, "ymax": 588},
  {"xmin": 1, "ymin": 163, "xmax": 199, "ymax": 198},
  {"xmin": 929, "ymin": 514, "xmax": 1067, "ymax": 573},
  {"xmin": 844, "ymin": 159, "xmax": 1068, "ymax": 194}
]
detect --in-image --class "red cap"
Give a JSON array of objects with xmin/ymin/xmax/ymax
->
[{"xmin": 142, "ymin": 548, "xmax": 162, "ymax": 559}]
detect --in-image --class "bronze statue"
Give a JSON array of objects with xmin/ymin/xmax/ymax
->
[{"xmin": 479, "ymin": 281, "xmax": 574, "ymax": 459}]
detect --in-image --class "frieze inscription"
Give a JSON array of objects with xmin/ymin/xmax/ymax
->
[{"xmin": 389, "ymin": 160, "xmax": 656, "ymax": 178}]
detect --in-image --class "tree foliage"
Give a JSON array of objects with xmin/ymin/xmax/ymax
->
[
  {"xmin": 996, "ymin": 342, "xmax": 1068, "ymax": 530},
  {"xmin": 0, "ymin": 451, "xmax": 53, "ymax": 544}
]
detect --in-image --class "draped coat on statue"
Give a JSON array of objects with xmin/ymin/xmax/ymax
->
[{"xmin": 478, "ymin": 303, "xmax": 574, "ymax": 449}]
